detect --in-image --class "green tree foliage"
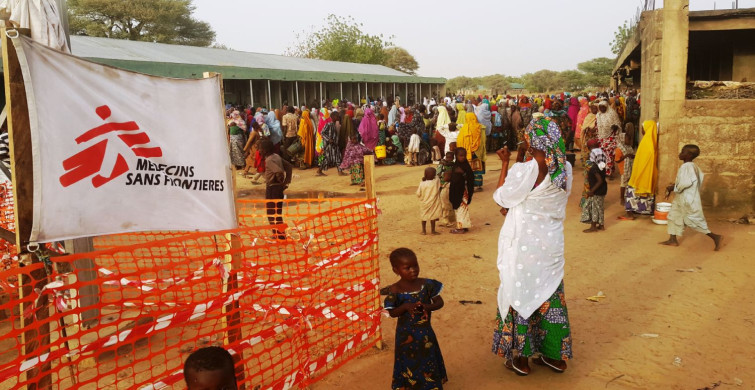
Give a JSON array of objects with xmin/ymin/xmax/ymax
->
[
  {"xmin": 610, "ymin": 20, "xmax": 631, "ymax": 56},
  {"xmin": 286, "ymin": 15, "xmax": 391, "ymax": 65},
  {"xmin": 446, "ymin": 75, "xmax": 511, "ymax": 94},
  {"xmin": 69, "ymin": 0, "xmax": 215, "ymax": 47},
  {"xmin": 577, "ymin": 57, "xmax": 614, "ymax": 88},
  {"xmin": 383, "ymin": 47, "xmax": 419, "ymax": 75}
]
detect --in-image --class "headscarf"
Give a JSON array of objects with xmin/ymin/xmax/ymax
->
[
  {"xmin": 575, "ymin": 98, "xmax": 590, "ymax": 138},
  {"xmin": 627, "ymin": 120, "xmax": 658, "ymax": 195},
  {"xmin": 436, "ymin": 106, "xmax": 451, "ymax": 131},
  {"xmin": 474, "ymin": 102, "xmax": 493, "ymax": 136},
  {"xmin": 230, "ymin": 111, "xmax": 247, "ymax": 131},
  {"xmin": 589, "ymin": 148, "xmax": 607, "ymax": 171},
  {"xmin": 567, "ymin": 97, "xmax": 580, "ymax": 127},
  {"xmin": 254, "ymin": 112, "xmax": 265, "ymax": 126},
  {"xmin": 388, "ymin": 105, "xmax": 398, "ymax": 127},
  {"xmin": 457, "ymin": 112, "xmax": 482, "ymax": 161},
  {"xmin": 358, "ymin": 108, "xmax": 379, "ymax": 150},
  {"xmin": 265, "ymin": 112, "xmax": 282, "ymax": 145},
  {"xmin": 298, "ymin": 110, "xmax": 314, "ymax": 166},
  {"xmin": 455, "ymin": 103, "xmax": 467, "ymax": 125},
  {"xmin": 524, "ymin": 116, "xmax": 568, "ymax": 191},
  {"xmin": 318, "ymin": 107, "xmax": 330, "ymax": 133},
  {"xmin": 596, "ymin": 100, "xmax": 621, "ymax": 138}
]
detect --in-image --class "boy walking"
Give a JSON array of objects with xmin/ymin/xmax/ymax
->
[
  {"xmin": 660, "ymin": 144, "xmax": 722, "ymax": 251},
  {"xmin": 261, "ymin": 139, "xmax": 293, "ymax": 239}
]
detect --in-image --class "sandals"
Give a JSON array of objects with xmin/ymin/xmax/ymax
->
[
  {"xmin": 533, "ymin": 355, "xmax": 567, "ymax": 373},
  {"xmin": 504, "ymin": 357, "xmax": 529, "ymax": 376}
]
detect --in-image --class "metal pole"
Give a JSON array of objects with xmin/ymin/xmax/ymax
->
[
  {"xmin": 249, "ymin": 80, "xmax": 254, "ymax": 107},
  {"xmin": 303, "ymin": 82, "xmax": 307, "ymax": 107},
  {"xmin": 295, "ymin": 81, "xmax": 300, "ymax": 108},
  {"xmin": 340, "ymin": 82, "xmax": 343, "ymax": 100},
  {"xmin": 267, "ymin": 79, "xmax": 272, "ymax": 109},
  {"xmin": 405, "ymin": 83, "xmax": 408, "ymax": 104},
  {"xmin": 380, "ymin": 83, "xmax": 383, "ymax": 100},
  {"xmin": 393, "ymin": 83, "xmax": 396, "ymax": 101},
  {"xmin": 319, "ymin": 82, "xmax": 323, "ymax": 106},
  {"xmin": 277, "ymin": 81, "xmax": 282, "ymax": 108},
  {"xmin": 358, "ymin": 82, "xmax": 361, "ymax": 103},
  {"xmin": 365, "ymin": 82, "xmax": 368, "ymax": 102}
]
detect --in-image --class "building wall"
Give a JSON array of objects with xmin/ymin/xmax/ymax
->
[
  {"xmin": 669, "ymin": 100, "xmax": 755, "ymax": 210},
  {"xmin": 639, "ymin": 9, "xmax": 664, "ymax": 124},
  {"xmin": 640, "ymin": 1, "xmax": 754, "ymax": 213}
]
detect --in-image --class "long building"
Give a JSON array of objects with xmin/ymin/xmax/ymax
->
[{"xmin": 67, "ymin": 36, "xmax": 446, "ymax": 108}]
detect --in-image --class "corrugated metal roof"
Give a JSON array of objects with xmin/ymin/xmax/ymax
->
[{"xmin": 67, "ymin": 36, "xmax": 445, "ymax": 83}]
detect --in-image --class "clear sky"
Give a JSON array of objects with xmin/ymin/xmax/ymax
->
[{"xmin": 192, "ymin": 0, "xmax": 755, "ymax": 78}]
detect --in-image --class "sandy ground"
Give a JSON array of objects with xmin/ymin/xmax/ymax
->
[{"xmin": 238, "ymin": 152, "xmax": 755, "ymax": 390}]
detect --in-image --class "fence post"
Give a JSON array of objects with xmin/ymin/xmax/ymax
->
[
  {"xmin": 363, "ymin": 154, "xmax": 383, "ymax": 349},
  {"xmin": 1, "ymin": 24, "xmax": 53, "ymax": 389},
  {"xmin": 204, "ymin": 72, "xmax": 246, "ymax": 387}
]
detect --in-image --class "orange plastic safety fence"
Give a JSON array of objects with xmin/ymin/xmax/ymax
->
[{"xmin": 0, "ymin": 197, "xmax": 381, "ymax": 390}]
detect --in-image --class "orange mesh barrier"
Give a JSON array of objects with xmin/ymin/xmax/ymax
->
[{"xmin": 0, "ymin": 197, "xmax": 381, "ymax": 389}]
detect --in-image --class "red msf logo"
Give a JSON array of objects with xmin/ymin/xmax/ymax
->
[{"xmin": 59, "ymin": 105, "xmax": 162, "ymax": 188}]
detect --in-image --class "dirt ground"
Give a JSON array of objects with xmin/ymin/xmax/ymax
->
[{"xmin": 238, "ymin": 152, "xmax": 755, "ymax": 390}]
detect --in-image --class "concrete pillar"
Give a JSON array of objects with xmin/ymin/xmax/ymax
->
[{"xmin": 657, "ymin": 0, "xmax": 690, "ymax": 192}]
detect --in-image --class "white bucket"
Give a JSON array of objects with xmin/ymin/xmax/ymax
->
[{"xmin": 656, "ymin": 202, "xmax": 672, "ymax": 213}]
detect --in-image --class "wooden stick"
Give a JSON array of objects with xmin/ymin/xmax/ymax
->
[
  {"xmin": 205, "ymin": 72, "xmax": 246, "ymax": 388},
  {"xmin": 1, "ymin": 24, "xmax": 53, "ymax": 389},
  {"xmin": 363, "ymin": 154, "xmax": 382, "ymax": 349}
]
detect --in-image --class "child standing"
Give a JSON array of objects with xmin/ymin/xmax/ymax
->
[
  {"xmin": 581, "ymin": 141, "xmax": 607, "ymax": 232},
  {"xmin": 660, "ymin": 144, "xmax": 722, "ymax": 250},
  {"xmin": 430, "ymin": 138, "xmax": 442, "ymax": 164},
  {"xmin": 417, "ymin": 167, "xmax": 442, "ymax": 235},
  {"xmin": 382, "ymin": 248, "xmax": 447, "ymax": 389},
  {"xmin": 406, "ymin": 132, "xmax": 421, "ymax": 166},
  {"xmin": 436, "ymin": 151, "xmax": 456, "ymax": 227}
]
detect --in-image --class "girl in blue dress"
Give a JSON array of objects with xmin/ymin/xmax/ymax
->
[{"xmin": 382, "ymin": 248, "xmax": 447, "ymax": 390}]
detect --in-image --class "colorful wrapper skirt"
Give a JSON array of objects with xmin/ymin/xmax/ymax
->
[{"xmin": 492, "ymin": 281, "xmax": 573, "ymax": 362}]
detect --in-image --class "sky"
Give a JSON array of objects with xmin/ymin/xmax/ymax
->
[{"xmin": 192, "ymin": 0, "xmax": 755, "ymax": 79}]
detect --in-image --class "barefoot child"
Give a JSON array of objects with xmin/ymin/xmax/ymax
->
[
  {"xmin": 381, "ymin": 248, "xmax": 448, "ymax": 389},
  {"xmin": 660, "ymin": 144, "xmax": 722, "ymax": 250},
  {"xmin": 581, "ymin": 142, "xmax": 607, "ymax": 232},
  {"xmin": 417, "ymin": 167, "xmax": 442, "ymax": 235}
]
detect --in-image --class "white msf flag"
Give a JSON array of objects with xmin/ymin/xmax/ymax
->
[{"xmin": 12, "ymin": 35, "xmax": 237, "ymax": 242}]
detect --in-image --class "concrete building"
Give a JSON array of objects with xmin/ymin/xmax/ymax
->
[
  {"xmin": 613, "ymin": 1, "xmax": 755, "ymax": 212},
  {"xmin": 65, "ymin": 36, "xmax": 446, "ymax": 108}
]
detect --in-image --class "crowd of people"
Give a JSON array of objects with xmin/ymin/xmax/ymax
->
[{"xmin": 216, "ymin": 89, "xmax": 723, "ymax": 389}]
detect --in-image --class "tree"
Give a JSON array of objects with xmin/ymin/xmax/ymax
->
[
  {"xmin": 69, "ymin": 0, "xmax": 215, "ymax": 47},
  {"xmin": 556, "ymin": 70, "xmax": 587, "ymax": 91},
  {"xmin": 522, "ymin": 70, "xmax": 561, "ymax": 92},
  {"xmin": 610, "ymin": 20, "xmax": 632, "ymax": 56},
  {"xmin": 286, "ymin": 15, "xmax": 391, "ymax": 65},
  {"xmin": 383, "ymin": 47, "xmax": 418, "ymax": 75},
  {"xmin": 445, "ymin": 76, "xmax": 476, "ymax": 93},
  {"xmin": 480, "ymin": 74, "xmax": 510, "ymax": 96},
  {"xmin": 577, "ymin": 57, "xmax": 614, "ymax": 88}
]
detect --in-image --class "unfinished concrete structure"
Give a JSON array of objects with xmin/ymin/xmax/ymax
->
[{"xmin": 614, "ymin": 0, "xmax": 755, "ymax": 212}]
